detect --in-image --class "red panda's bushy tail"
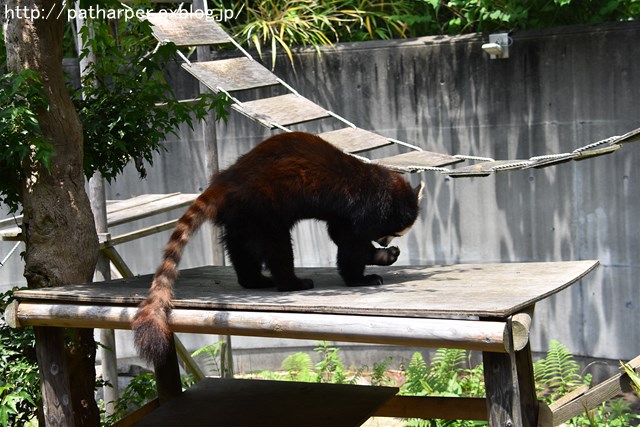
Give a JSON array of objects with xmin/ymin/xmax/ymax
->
[{"xmin": 132, "ymin": 187, "xmax": 218, "ymax": 365}]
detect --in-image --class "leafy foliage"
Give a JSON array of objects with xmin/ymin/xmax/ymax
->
[
  {"xmin": 402, "ymin": 350, "xmax": 486, "ymax": 427},
  {"xmin": 570, "ymin": 399, "xmax": 640, "ymax": 426},
  {"xmin": 0, "ymin": 290, "xmax": 39, "ymax": 426},
  {"xmin": 102, "ymin": 372, "xmax": 157, "ymax": 426},
  {"xmin": 72, "ymin": 13, "xmax": 228, "ymax": 182},
  {"xmin": 280, "ymin": 351, "xmax": 316, "ymax": 381},
  {"xmin": 210, "ymin": 0, "xmax": 421, "ymax": 66},
  {"xmin": 0, "ymin": 5, "xmax": 228, "ymax": 214},
  {"xmin": 622, "ymin": 361, "xmax": 640, "ymax": 398},
  {"xmin": 210, "ymin": 0, "xmax": 640, "ymax": 67},
  {"xmin": 534, "ymin": 339, "xmax": 590, "ymax": 402},
  {"xmin": 0, "ymin": 70, "xmax": 54, "ymax": 212},
  {"xmin": 191, "ymin": 340, "xmax": 227, "ymax": 376}
]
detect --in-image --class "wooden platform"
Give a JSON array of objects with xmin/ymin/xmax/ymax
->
[
  {"xmin": 0, "ymin": 193, "xmax": 197, "ymax": 241},
  {"xmin": 131, "ymin": 378, "xmax": 398, "ymax": 427},
  {"xmin": 8, "ymin": 260, "xmax": 600, "ymax": 426}
]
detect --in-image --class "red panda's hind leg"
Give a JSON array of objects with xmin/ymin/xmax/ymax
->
[{"xmin": 265, "ymin": 230, "xmax": 314, "ymax": 292}]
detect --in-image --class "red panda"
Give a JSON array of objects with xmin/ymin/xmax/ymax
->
[{"xmin": 132, "ymin": 132, "xmax": 423, "ymax": 365}]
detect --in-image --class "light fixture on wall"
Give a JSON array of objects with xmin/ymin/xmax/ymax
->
[{"xmin": 482, "ymin": 33, "xmax": 511, "ymax": 59}]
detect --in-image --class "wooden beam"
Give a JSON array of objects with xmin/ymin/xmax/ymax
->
[
  {"xmin": 9, "ymin": 302, "xmax": 511, "ymax": 353},
  {"xmin": 549, "ymin": 354, "xmax": 640, "ymax": 425},
  {"xmin": 374, "ymin": 395, "xmax": 487, "ymax": 420},
  {"xmin": 102, "ymin": 246, "xmax": 134, "ymax": 278},
  {"xmin": 511, "ymin": 307, "xmax": 533, "ymax": 352},
  {"xmin": 101, "ymin": 219, "xmax": 178, "ymax": 247},
  {"xmin": 175, "ymin": 336, "xmax": 205, "ymax": 381},
  {"xmin": 111, "ymin": 399, "xmax": 160, "ymax": 427}
]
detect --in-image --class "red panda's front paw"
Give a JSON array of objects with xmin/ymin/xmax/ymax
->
[{"xmin": 369, "ymin": 246, "xmax": 400, "ymax": 266}]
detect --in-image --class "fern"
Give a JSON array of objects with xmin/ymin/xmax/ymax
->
[
  {"xmin": 534, "ymin": 340, "xmax": 589, "ymax": 403},
  {"xmin": 191, "ymin": 341, "xmax": 225, "ymax": 376},
  {"xmin": 403, "ymin": 352, "xmax": 430, "ymax": 396},
  {"xmin": 281, "ymin": 352, "xmax": 315, "ymax": 382},
  {"xmin": 370, "ymin": 356, "xmax": 394, "ymax": 387}
]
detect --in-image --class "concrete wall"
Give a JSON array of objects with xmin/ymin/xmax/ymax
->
[{"xmin": 2, "ymin": 21, "xmax": 639, "ymax": 369}]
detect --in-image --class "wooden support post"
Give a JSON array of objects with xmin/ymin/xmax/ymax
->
[
  {"xmin": 483, "ymin": 349, "xmax": 522, "ymax": 427},
  {"xmin": 154, "ymin": 334, "xmax": 183, "ymax": 403},
  {"xmin": 193, "ymin": 0, "xmax": 233, "ymax": 378},
  {"xmin": 483, "ymin": 311, "xmax": 539, "ymax": 427},
  {"xmin": 89, "ymin": 174, "xmax": 119, "ymax": 415},
  {"xmin": 515, "ymin": 342, "xmax": 539, "ymax": 427},
  {"xmin": 34, "ymin": 327, "xmax": 76, "ymax": 425}
]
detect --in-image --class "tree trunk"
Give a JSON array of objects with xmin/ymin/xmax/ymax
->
[{"xmin": 4, "ymin": 0, "xmax": 100, "ymax": 425}]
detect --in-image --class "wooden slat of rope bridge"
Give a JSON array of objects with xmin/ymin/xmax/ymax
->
[
  {"xmin": 182, "ymin": 57, "xmax": 279, "ymax": 93},
  {"xmin": 143, "ymin": 12, "xmax": 463, "ymax": 172},
  {"xmin": 232, "ymin": 94, "xmax": 331, "ymax": 128},
  {"xmin": 318, "ymin": 127, "xmax": 393, "ymax": 153},
  {"xmin": 145, "ymin": 13, "xmax": 230, "ymax": 46},
  {"xmin": 143, "ymin": 12, "xmax": 640, "ymax": 178}
]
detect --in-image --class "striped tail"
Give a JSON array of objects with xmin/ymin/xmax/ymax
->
[{"xmin": 132, "ymin": 187, "xmax": 218, "ymax": 365}]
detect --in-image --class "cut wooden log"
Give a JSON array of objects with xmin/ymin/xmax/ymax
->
[{"xmin": 9, "ymin": 302, "xmax": 511, "ymax": 353}]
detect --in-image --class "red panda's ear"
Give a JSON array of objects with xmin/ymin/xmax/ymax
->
[{"xmin": 414, "ymin": 181, "xmax": 425, "ymax": 202}]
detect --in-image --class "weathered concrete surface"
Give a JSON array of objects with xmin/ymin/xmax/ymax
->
[{"xmin": 2, "ymin": 22, "xmax": 639, "ymax": 364}]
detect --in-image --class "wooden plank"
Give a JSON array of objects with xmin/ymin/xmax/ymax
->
[
  {"xmin": 182, "ymin": 57, "xmax": 279, "ymax": 93},
  {"xmin": 0, "ymin": 225, "xmax": 21, "ymax": 241},
  {"xmin": 2, "ymin": 194, "xmax": 195, "ymax": 241},
  {"xmin": 10, "ymin": 303, "xmax": 510, "ymax": 353},
  {"xmin": 374, "ymin": 395, "xmax": 488, "ymax": 420},
  {"xmin": 0, "ymin": 215, "xmax": 21, "ymax": 228},
  {"xmin": 573, "ymin": 143, "xmax": 620, "ymax": 160},
  {"xmin": 112, "ymin": 399, "xmax": 159, "ymax": 427},
  {"xmin": 13, "ymin": 261, "xmax": 599, "ymax": 318},
  {"xmin": 106, "ymin": 193, "xmax": 197, "ymax": 227},
  {"xmin": 102, "ymin": 219, "xmax": 178, "ymax": 247},
  {"xmin": 318, "ymin": 128, "xmax": 393, "ymax": 153},
  {"xmin": 134, "ymin": 377, "xmax": 398, "ymax": 427},
  {"xmin": 105, "ymin": 194, "xmax": 180, "ymax": 215},
  {"xmin": 372, "ymin": 150, "xmax": 463, "ymax": 172},
  {"xmin": 145, "ymin": 13, "xmax": 230, "ymax": 46},
  {"xmin": 525, "ymin": 153, "xmax": 578, "ymax": 169},
  {"xmin": 447, "ymin": 160, "xmax": 531, "ymax": 178},
  {"xmin": 232, "ymin": 94, "xmax": 330, "ymax": 128},
  {"xmin": 549, "ymin": 354, "xmax": 640, "ymax": 425}
]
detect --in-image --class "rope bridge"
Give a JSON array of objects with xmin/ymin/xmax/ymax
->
[{"xmin": 143, "ymin": 12, "xmax": 640, "ymax": 177}]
